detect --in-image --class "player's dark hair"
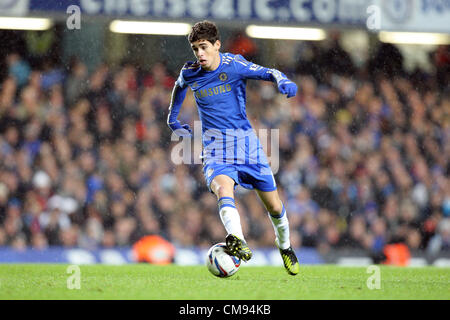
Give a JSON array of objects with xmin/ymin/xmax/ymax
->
[{"xmin": 188, "ymin": 20, "xmax": 220, "ymax": 44}]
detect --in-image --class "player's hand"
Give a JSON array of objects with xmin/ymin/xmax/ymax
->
[
  {"xmin": 278, "ymin": 80, "xmax": 297, "ymax": 98},
  {"xmin": 168, "ymin": 120, "xmax": 192, "ymax": 137},
  {"xmin": 178, "ymin": 124, "xmax": 192, "ymax": 137}
]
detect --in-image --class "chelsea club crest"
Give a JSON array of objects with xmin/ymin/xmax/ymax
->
[{"xmin": 219, "ymin": 72, "xmax": 228, "ymax": 82}]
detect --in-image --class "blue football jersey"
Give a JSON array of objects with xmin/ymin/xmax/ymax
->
[{"xmin": 168, "ymin": 52, "xmax": 289, "ymax": 165}]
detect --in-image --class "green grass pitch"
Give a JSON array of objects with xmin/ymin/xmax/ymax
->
[{"xmin": 0, "ymin": 264, "xmax": 449, "ymax": 300}]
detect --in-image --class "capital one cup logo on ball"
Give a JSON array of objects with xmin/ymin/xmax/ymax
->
[{"xmin": 206, "ymin": 243, "xmax": 241, "ymax": 278}]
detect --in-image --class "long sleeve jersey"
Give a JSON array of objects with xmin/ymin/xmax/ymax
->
[{"xmin": 168, "ymin": 52, "xmax": 290, "ymax": 165}]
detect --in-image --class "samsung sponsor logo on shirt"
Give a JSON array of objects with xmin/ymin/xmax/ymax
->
[{"xmin": 194, "ymin": 84, "xmax": 232, "ymax": 99}]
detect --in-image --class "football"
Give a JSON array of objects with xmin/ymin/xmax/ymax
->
[{"xmin": 206, "ymin": 243, "xmax": 241, "ymax": 277}]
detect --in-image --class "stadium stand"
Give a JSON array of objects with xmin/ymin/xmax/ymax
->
[{"xmin": 0, "ymin": 39, "xmax": 449, "ymax": 262}]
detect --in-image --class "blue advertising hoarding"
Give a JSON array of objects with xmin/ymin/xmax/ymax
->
[
  {"xmin": 0, "ymin": 246, "xmax": 324, "ymax": 265},
  {"xmin": 0, "ymin": 0, "xmax": 29, "ymax": 16},
  {"xmin": 375, "ymin": 0, "xmax": 450, "ymax": 33},
  {"xmin": 30, "ymin": 0, "xmax": 370, "ymax": 26}
]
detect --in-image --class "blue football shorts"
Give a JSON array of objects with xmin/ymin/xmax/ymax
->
[{"xmin": 202, "ymin": 161, "xmax": 277, "ymax": 193}]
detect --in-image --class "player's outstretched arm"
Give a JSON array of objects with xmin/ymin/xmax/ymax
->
[
  {"xmin": 233, "ymin": 54, "xmax": 298, "ymax": 98},
  {"xmin": 167, "ymin": 81, "xmax": 191, "ymax": 137}
]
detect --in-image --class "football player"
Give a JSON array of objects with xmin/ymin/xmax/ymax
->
[{"xmin": 167, "ymin": 20, "xmax": 299, "ymax": 275}]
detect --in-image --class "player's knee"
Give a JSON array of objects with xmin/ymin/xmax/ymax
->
[
  {"xmin": 214, "ymin": 184, "xmax": 233, "ymax": 199},
  {"xmin": 266, "ymin": 200, "xmax": 283, "ymax": 215}
]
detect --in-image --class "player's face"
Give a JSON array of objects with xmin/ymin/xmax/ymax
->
[{"xmin": 191, "ymin": 39, "xmax": 221, "ymax": 71}]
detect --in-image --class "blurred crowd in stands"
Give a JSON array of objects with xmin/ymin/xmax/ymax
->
[{"xmin": 0, "ymin": 34, "xmax": 449, "ymax": 260}]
